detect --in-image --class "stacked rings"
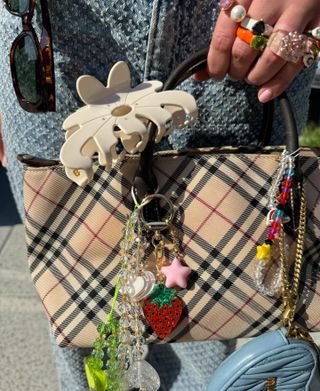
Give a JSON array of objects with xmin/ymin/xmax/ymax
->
[
  {"xmin": 221, "ymin": 3, "xmax": 269, "ymax": 50},
  {"xmin": 219, "ymin": 2, "xmax": 320, "ymax": 66}
]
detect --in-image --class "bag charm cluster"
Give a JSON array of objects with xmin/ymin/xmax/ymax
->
[
  {"xmin": 60, "ymin": 63, "xmax": 197, "ymax": 390},
  {"xmin": 254, "ymin": 149, "xmax": 298, "ymax": 296},
  {"xmin": 134, "ymin": 194, "xmax": 190, "ymax": 340},
  {"xmin": 85, "ymin": 196, "xmax": 192, "ymax": 391}
]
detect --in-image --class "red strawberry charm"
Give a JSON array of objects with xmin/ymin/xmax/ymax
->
[{"xmin": 143, "ymin": 284, "xmax": 183, "ymax": 339}]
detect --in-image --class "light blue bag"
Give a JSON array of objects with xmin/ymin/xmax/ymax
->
[{"xmin": 207, "ymin": 328, "xmax": 320, "ymax": 390}]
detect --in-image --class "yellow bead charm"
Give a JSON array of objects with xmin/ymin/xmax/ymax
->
[{"xmin": 256, "ymin": 243, "xmax": 271, "ymax": 262}]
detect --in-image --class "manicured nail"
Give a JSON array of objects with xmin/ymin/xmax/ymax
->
[{"xmin": 258, "ymin": 89, "xmax": 273, "ymax": 103}]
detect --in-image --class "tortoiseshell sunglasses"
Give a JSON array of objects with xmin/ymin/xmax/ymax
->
[{"xmin": 3, "ymin": 0, "xmax": 55, "ymax": 112}]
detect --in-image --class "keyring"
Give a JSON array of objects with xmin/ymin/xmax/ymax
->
[
  {"xmin": 131, "ymin": 185, "xmax": 160, "ymax": 208},
  {"xmin": 139, "ymin": 193, "xmax": 175, "ymax": 231}
]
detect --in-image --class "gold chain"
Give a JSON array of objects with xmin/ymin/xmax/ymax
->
[
  {"xmin": 280, "ymin": 183, "xmax": 307, "ymax": 336},
  {"xmin": 168, "ymin": 222, "xmax": 182, "ymax": 258},
  {"xmin": 152, "ymin": 230, "xmax": 166, "ymax": 283},
  {"xmin": 266, "ymin": 377, "xmax": 276, "ymax": 391}
]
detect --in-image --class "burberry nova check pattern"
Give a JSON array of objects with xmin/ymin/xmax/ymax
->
[{"xmin": 23, "ymin": 147, "xmax": 320, "ymax": 348}]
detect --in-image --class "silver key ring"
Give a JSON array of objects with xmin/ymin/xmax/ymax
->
[{"xmin": 138, "ymin": 193, "xmax": 175, "ymax": 231}]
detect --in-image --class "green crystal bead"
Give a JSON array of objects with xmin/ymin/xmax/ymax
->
[
  {"xmin": 106, "ymin": 317, "xmax": 120, "ymax": 334},
  {"xmin": 92, "ymin": 350, "xmax": 104, "ymax": 361},
  {"xmin": 97, "ymin": 323, "xmax": 108, "ymax": 335},
  {"xmin": 106, "ymin": 360, "xmax": 119, "ymax": 372},
  {"xmin": 106, "ymin": 335, "xmax": 118, "ymax": 348},
  {"xmin": 93, "ymin": 340, "xmax": 104, "ymax": 351},
  {"xmin": 101, "ymin": 339, "xmax": 109, "ymax": 349},
  {"xmin": 107, "ymin": 383, "xmax": 119, "ymax": 391},
  {"xmin": 107, "ymin": 349, "xmax": 118, "ymax": 360},
  {"xmin": 85, "ymin": 356, "xmax": 103, "ymax": 370}
]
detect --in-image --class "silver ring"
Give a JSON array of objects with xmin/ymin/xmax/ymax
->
[{"xmin": 240, "ymin": 17, "xmax": 273, "ymax": 36}]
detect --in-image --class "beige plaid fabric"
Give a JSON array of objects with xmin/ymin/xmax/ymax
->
[{"xmin": 23, "ymin": 147, "xmax": 320, "ymax": 347}]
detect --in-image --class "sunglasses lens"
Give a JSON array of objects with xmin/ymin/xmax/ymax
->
[
  {"xmin": 13, "ymin": 34, "xmax": 41, "ymax": 104},
  {"xmin": 6, "ymin": 0, "xmax": 30, "ymax": 14}
]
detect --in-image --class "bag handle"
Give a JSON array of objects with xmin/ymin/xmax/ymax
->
[
  {"xmin": 133, "ymin": 48, "xmax": 301, "ymax": 202},
  {"xmin": 164, "ymin": 47, "xmax": 299, "ymax": 150}
]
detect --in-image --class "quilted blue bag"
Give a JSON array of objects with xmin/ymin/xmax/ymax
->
[
  {"xmin": 207, "ymin": 328, "xmax": 320, "ymax": 391},
  {"xmin": 207, "ymin": 177, "xmax": 320, "ymax": 390}
]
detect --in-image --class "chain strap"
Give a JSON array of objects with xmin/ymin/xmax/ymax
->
[{"xmin": 280, "ymin": 182, "xmax": 307, "ymax": 337}]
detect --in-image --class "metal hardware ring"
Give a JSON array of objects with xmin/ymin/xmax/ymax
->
[{"xmin": 139, "ymin": 193, "xmax": 175, "ymax": 231}]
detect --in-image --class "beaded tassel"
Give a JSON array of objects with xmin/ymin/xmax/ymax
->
[
  {"xmin": 117, "ymin": 208, "xmax": 145, "ymax": 368},
  {"xmin": 117, "ymin": 207, "xmax": 160, "ymax": 391},
  {"xmin": 84, "ymin": 206, "xmax": 161, "ymax": 391},
  {"xmin": 84, "ymin": 284, "xmax": 124, "ymax": 391},
  {"xmin": 254, "ymin": 149, "xmax": 298, "ymax": 296},
  {"xmin": 85, "ymin": 191, "xmax": 192, "ymax": 391}
]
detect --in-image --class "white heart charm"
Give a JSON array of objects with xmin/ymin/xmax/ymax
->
[
  {"xmin": 130, "ymin": 271, "xmax": 156, "ymax": 301},
  {"xmin": 131, "ymin": 276, "xmax": 146, "ymax": 296}
]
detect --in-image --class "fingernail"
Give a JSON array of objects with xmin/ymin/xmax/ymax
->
[{"xmin": 258, "ymin": 89, "xmax": 273, "ymax": 103}]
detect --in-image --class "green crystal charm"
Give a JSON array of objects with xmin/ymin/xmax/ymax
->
[{"xmin": 84, "ymin": 313, "xmax": 123, "ymax": 391}]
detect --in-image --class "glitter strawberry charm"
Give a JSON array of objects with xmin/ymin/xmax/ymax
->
[{"xmin": 143, "ymin": 284, "xmax": 183, "ymax": 339}]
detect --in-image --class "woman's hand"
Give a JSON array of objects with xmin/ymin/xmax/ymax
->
[{"xmin": 195, "ymin": 0, "xmax": 320, "ymax": 102}]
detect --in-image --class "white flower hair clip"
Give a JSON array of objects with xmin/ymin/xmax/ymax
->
[{"xmin": 60, "ymin": 62, "xmax": 198, "ymax": 186}]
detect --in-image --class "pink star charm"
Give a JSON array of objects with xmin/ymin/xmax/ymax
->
[{"xmin": 161, "ymin": 257, "xmax": 192, "ymax": 289}]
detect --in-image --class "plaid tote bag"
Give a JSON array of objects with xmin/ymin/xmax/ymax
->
[{"xmin": 19, "ymin": 50, "xmax": 320, "ymax": 348}]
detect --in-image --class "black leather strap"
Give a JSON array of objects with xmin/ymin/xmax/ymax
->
[
  {"xmin": 133, "ymin": 48, "xmax": 300, "ymax": 202},
  {"xmin": 164, "ymin": 48, "xmax": 304, "ymax": 149},
  {"xmin": 163, "ymin": 47, "xmax": 274, "ymax": 144}
]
